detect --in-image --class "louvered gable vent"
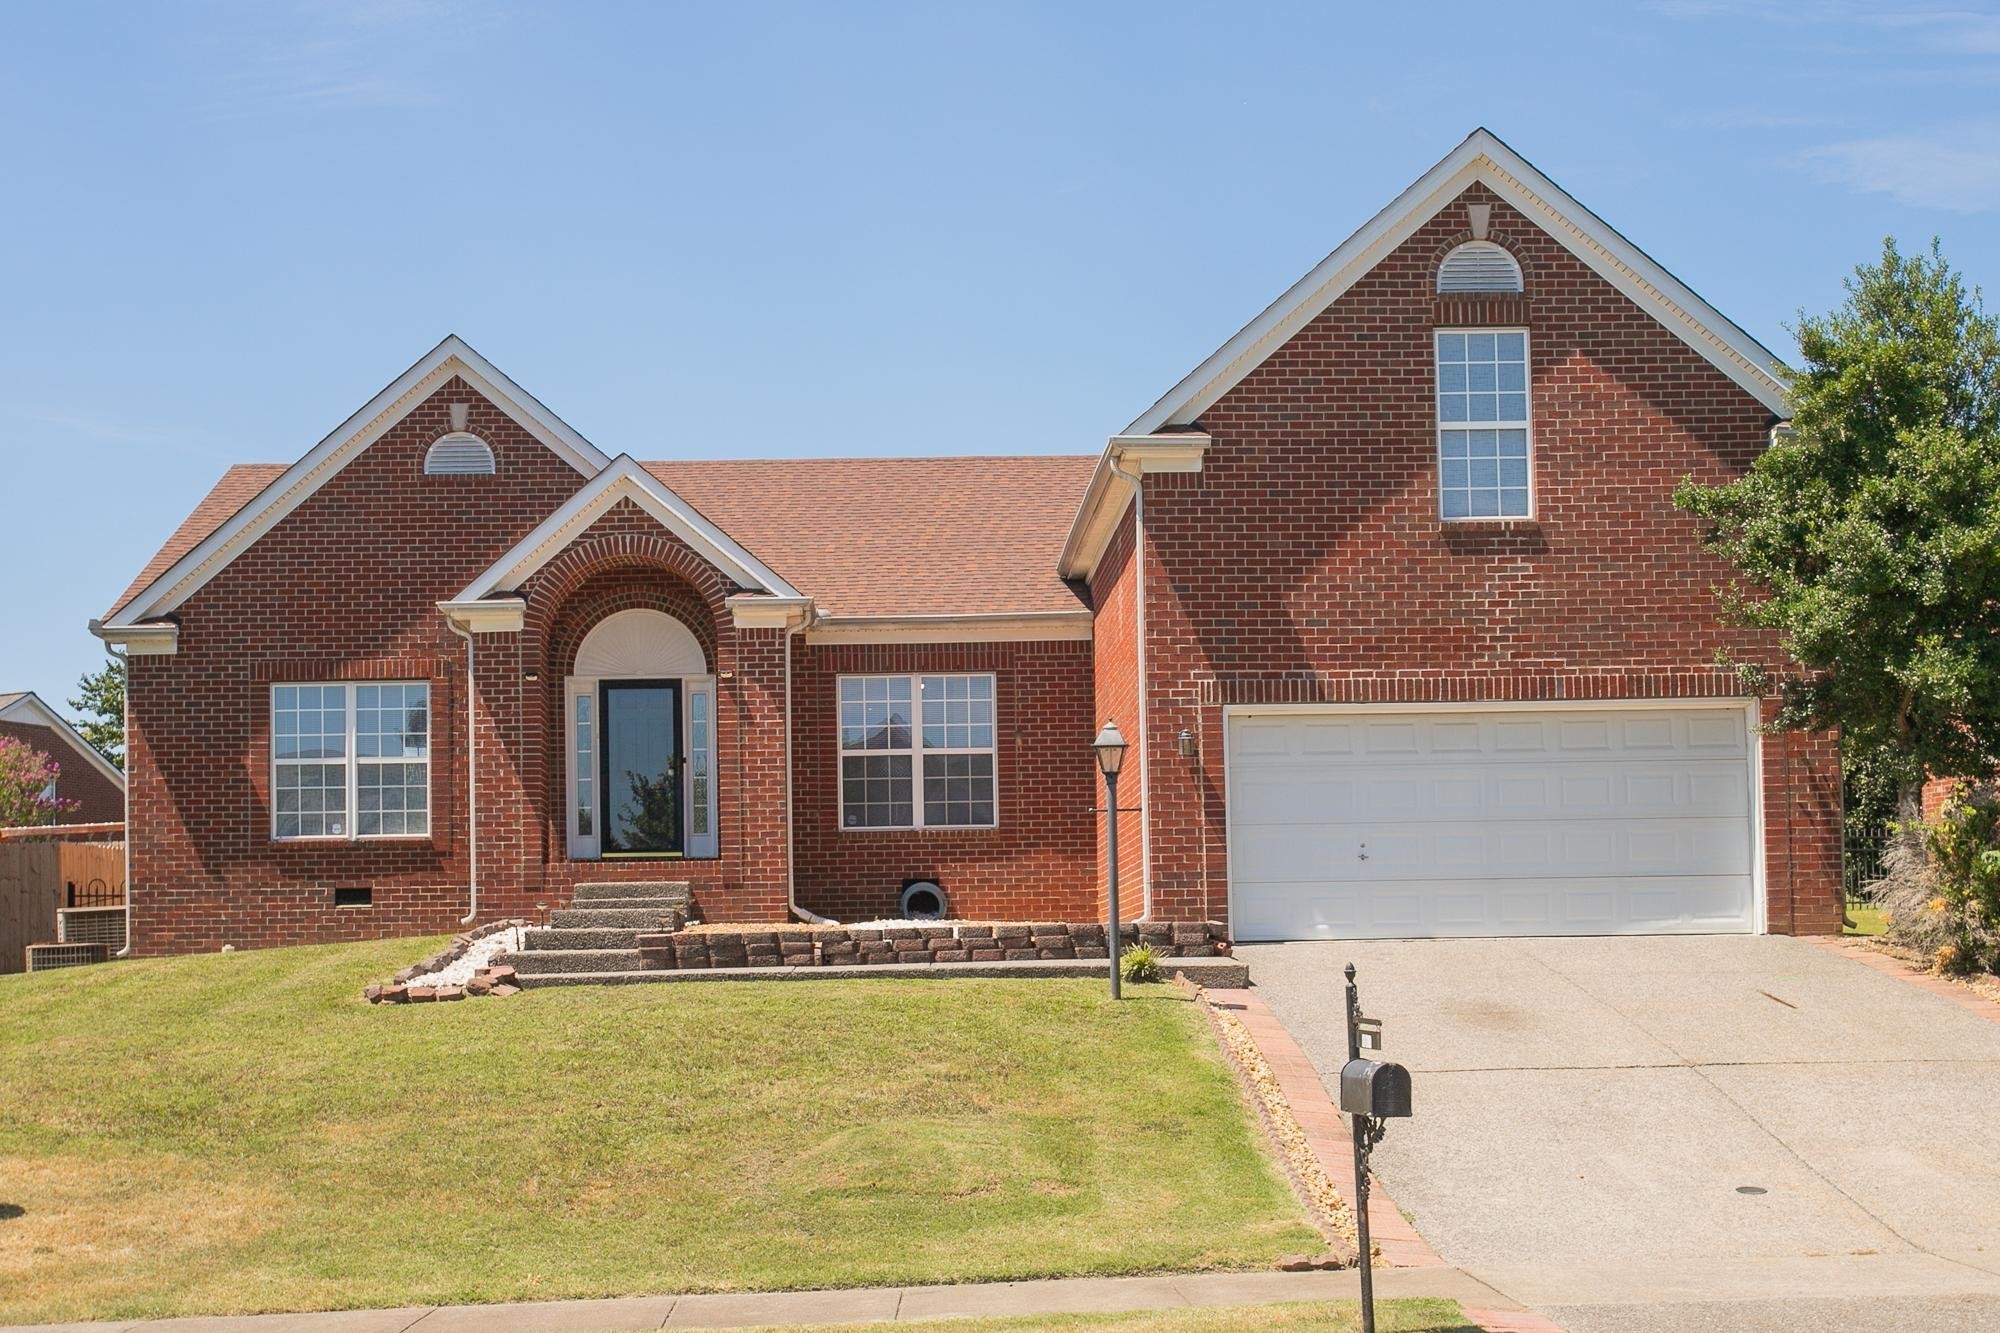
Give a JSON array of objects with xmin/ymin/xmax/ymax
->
[
  {"xmin": 1437, "ymin": 241, "xmax": 1523, "ymax": 294},
  {"xmin": 425, "ymin": 433, "xmax": 496, "ymax": 476}
]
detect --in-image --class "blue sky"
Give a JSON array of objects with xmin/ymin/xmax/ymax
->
[{"xmin": 3, "ymin": 1, "xmax": 1998, "ymax": 728}]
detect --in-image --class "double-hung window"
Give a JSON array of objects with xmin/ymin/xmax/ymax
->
[
  {"xmin": 272, "ymin": 682, "xmax": 430, "ymax": 840},
  {"xmin": 839, "ymin": 673, "xmax": 997, "ymax": 829},
  {"xmin": 1436, "ymin": 329, "xmax": 1531, "ymax": 519}
]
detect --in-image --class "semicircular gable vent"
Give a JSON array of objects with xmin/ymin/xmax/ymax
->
[
  {"xmin": 1437, "ymin": 241, "xmax": 1524, "ymax": 294},
  {"xmin": 425, "ymin": 433, "xmax": 496, "ymax": 476}
]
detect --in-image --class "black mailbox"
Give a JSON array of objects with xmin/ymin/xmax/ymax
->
[{"xmin": 1339, "ymin": 1057, "xmax": 1412, "ymax": 1118}]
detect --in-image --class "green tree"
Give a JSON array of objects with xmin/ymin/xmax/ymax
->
[
  {"xmin": 1676, "ymin": 238, "xmax": 2000, "ymax": 817},
  {"xmin": 69, "ymin": 657, "xmax": 125, "ymax": 770},
  {"xmin": 0, "ymin": 737, "xmax": 78, "ymax": 828}
]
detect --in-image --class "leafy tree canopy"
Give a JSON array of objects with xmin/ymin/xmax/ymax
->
[
  {"xmin": 0, "ymin": 736, "xmax": 77, "ymax": 828},
  {"xmin": 69, "ymin": 657, "xmax": 124, "ymax": 770},
  {"xmin": 1676, "ymin": 238, "xmax": 2000, "ymax": 808}
]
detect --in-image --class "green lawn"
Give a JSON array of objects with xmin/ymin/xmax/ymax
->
[
  {"xmin": 0, "ymin": 938, "xmax": 1318, "ymax": 1324},
  {"xmin": 737, "ymin": 1298, "xmax": 1476, "ymax": 1331},
  {"xmin": 1846, "ymin": 904, "xmax": 1889, "ymax": 936}
]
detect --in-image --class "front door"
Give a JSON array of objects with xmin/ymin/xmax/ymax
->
[{"xmin": 599, "ymin": 679, "xmax": 684, "ymax": 857}]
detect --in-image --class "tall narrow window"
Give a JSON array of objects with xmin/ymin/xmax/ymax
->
[
  {"xmin": 839, "ymin": 674, "xmax": 997, "ymax": 829},
  {"xmin": 272, "ymin": 683, "xmax": 430, "ymax": 840},
  {"xmin": 1436, "ymin": 329, "xmax": 1531, "ymax": 519},
  {"xmin": 573, "ymin": 693, "xmax": 594, "ymax": 837}
]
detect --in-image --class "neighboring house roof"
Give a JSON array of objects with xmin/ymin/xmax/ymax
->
[
  {"xmin": 645, "ymin": 456, "xmax": 1094, "ymax": 618},
  {"xmin": 1123, "ymin": 128, "xmax": 1790, "ymax": 437},
  {"xmin": 101, "ymin": 336, "xmax": 610, "ymax": 628},
  {"xmin": 0, "ymin": 692, "xmax": 126, "ymax": 790}
]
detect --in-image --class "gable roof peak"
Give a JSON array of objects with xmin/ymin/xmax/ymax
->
[
  {"xmin": 102, "ymin": 336, "xmax": 611, "ymax": 629},
  {"xmin": 1122, "ymin": 127, "xmax": 1788, "ymax": 436}
]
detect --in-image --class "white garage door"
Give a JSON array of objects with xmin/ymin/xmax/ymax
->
[{"xmin": 1226, "ymin": 706, "xmax": 1757, "ymax": 940}]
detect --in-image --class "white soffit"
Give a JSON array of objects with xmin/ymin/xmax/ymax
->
[
  {"xmin": 105, "ymin": 336, "xmax": 612, "ymax": 628},
  {"xmin": 0, "ymin": 692, "xmax": 127, "ymax": 790},
  {"xmin": 454, "ymin": 456, "xmax": 803, "ymax": 603},
  {"xmin": 1124, "ymin": 128, "xmax": 1790, "ymax": 435}
]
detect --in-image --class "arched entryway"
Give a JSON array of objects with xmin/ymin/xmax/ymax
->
[{"xmin": 564, "ymin": 608, "xmax": 718, "ymax": 861}]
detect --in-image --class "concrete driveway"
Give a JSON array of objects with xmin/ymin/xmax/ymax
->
[{"xmin": 1239, "ymin": 935, "xmax": 2000, "ymax": 1331}]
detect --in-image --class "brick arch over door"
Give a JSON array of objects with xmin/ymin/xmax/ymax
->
[{"xmin": 515, "ymin": 514, "xmax": 749, "ymax": 887}]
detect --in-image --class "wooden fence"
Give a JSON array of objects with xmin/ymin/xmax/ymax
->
[{"xmin": 0, "ymin": 841, "xmax": 124, "ymax": 974}]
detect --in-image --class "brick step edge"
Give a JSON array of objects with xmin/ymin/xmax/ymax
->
[
  {"xmin": 636, "ymin": 920, "xmax": 1230, "ymax": 971},
  {"xmin": 516, "ymin": 955, "xmax": 1253, "ymax": 988}
]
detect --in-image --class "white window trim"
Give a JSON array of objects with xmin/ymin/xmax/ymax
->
[
  {"xmin": 837, "ymin": 672, "xmax": 1000, "ymax": 832},
  {"xmin": 1435, "ymin": 326, "xmax": 1535, "ymax": 522},
  {"xmin": 270, "ymin": 682, "xmax": 433, "ymax": 842}
]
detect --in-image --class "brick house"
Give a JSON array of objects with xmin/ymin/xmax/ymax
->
[
  {"xmin": 0, "ymin": 691, "xmax": 125, "ymax": 827},
  {"xmin": 94, "ymin": 130, "xmax": 1840, "ymax": 955}
]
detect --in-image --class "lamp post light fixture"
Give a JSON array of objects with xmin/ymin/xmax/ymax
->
[{"xmin": 1092, "ymin": 720, "xmax": 1129, "ymax": 1000}]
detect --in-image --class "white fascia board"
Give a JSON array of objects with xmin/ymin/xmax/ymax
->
[
  {"xmin": 0, "ymin": 691, "xmax": 127, "ymax": 790},
  {"xmin": 89, "ymin": 617, "xmax": 179, "ymax": 657},
  {"xmin": 437, "ymin": 598, "xmax": 527, "ymax": 633},
  {"xmin": 1056, "ymin": 433, "xmax": 1210, "ymax": 582},
  {"xmin": 104, "ymin": 336, "xmax": 612, "ymax": 630},
  {"xmin": 457, "ymin": 457, "xmax": 804, "ymax": 604},
  {"xmin": 726, "ymin": 593, "xmax": 816, "ymax": 630},
  {"xmin": 1123, "ymin": 129, "xmax": 1789, "ymax": 437},
  {"xmin": 804, "ymin": 611, "xmax": 1094, "ymax": 645}
]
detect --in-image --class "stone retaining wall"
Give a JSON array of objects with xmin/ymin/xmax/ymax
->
[{"xmin": 636, "ymin": 920, "xmax": 1228, "ymax": 970}]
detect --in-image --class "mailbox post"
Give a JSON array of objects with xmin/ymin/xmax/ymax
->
[{"xmin": 1342, "ymin": 962, "xmax": 1412, "ymax": 1333}]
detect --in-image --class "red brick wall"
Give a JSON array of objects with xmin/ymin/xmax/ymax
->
[
  {"xmin": 505, "ymin": 497, "xmax": 792, "ymax": 922},
  {"xmin": 125, "ymin": 379, "xmax": 590, "ymax": 954},
  {"xmin": 1136, "ymin": 183, "xmax": 1843, "ymax": 934},
  {"xmin": 1087, "ymin": 506, "xmax": 1144, "ymax": 919},
  {"xmin": 789, "ymin": 639, "xmax": 1098, "ymax": 922},
  {"xmin": 0, "ymin": 722, "xmax": 123, "ymax": 825}
]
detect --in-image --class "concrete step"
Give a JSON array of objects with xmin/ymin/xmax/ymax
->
[
  {"xmin": 549, "ymin": 907, "xmax": 681, "ymax": 930},
  {"xmin": 557, "ymin": 897, "xmax": 687, "ymax": 911},
  {"xmin": 496, "ymin": 948, "xmax": 655, "ymax": 976},
  {"xmin": 513, "ymin": 955, "xmax": 1253, "ymax": 988},
  {"xmin": 522, "ymin": 927, "xmax": 645, "ymax": 951},
  {"xmin": 570, "ymin": 881, "xmax": 692, "ymax": 903}
]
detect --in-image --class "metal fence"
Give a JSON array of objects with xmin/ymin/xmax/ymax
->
[{"xmin": 1843, "ymin": 820, "xmax": 1893, "ymax": 903}]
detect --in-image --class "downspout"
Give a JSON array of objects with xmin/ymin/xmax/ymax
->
[
  {"xmin": 447, "ymin": 618, "xmax": 479, "ymax": 926},
  {"xmin": 784, "ymin": 611, "xmax": 835, "ymax": 925},
  {"xmin": 109, "ymin": 644, "xmax": 133, "ymax": 958},
  {"xmin": 1107, "ymin": 452, "xmax": 1152, "ymax": 920}
]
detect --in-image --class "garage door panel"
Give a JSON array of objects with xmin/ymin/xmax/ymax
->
[
  {"xmin": 1227, "ymin": 707, "xmax": 1757, "ymax": 940},
  {"xmin": 1230, "ymin": 875, "xmax": 1756, "ymax": 940},
  {"xmin": 1230, "ymin": 759, "xmax": 1750, "ymax": 822}
]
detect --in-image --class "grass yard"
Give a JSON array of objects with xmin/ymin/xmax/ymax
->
[
  {"xmin": 740, "ymin": 1298, "xmax": 1477, "ymax": 1331},
  {"xmin": 0, "ymin": 938, "xmax": 1318, "ymax": 1324},
  {"xmin": 1845, "ymin": 903, "xmax": 1889, "ymax": 936}
]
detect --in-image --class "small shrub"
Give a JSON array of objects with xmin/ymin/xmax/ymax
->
[
  {"xmin": 1120, "ymin": 944, "xmax": 1164, "ymax": 984},
  {"xmin": 1873, "ymin": 782, "xmax": 2000, "ymax": 974}
]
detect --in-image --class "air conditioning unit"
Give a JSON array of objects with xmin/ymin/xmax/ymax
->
[
  {"xmin": 58, "ymin": 906, "xmax": 127, "ymax": 952},
  {"xmin": 26, "ymin": 942, "xmax": 110, "ymax": 972}
]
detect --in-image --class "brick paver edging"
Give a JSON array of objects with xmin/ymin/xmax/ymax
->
[
  {"xmin": 1806, "ymin": 936, "xmax": 2000, "ymax": 1025},
  {"xmin": 1202, "ymin": 986, "xmax": 1445, "ymax": 1270}
]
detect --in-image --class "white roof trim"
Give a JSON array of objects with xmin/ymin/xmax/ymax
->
[
  {"xmin": 805, "ymin": 610, "xmax": 1093, "ymax": 644},
  {"xmin": 0, "ymin": 691, "xmax": 127, "ymax": 790},
  {"xmin": 105, "ymin": 336, "xmax": 612, "ymax": 628},
  {"xmin": 1124, "ymin": 128, "xmax": 1789, "ymax": 436},
  {"xmin": 88, "ymin": 618, "xmax": 179, "ymax": 656},
  {"xmin": 437, "ymin": 598, "xmax": 527, "ymax": 633},
  {"xmin": 456, "ymin": 457, "xmax": 804, "ymax": 603},
  {"xmin": 1056, "ymin": 433, "xmax": 1210, "ymax": 582}
]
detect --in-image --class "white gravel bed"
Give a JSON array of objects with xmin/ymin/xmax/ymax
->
[{"xmin": 404, "ymin": 926, "xmax": 526, "ymax": 988}]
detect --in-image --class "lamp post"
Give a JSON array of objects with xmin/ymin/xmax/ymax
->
[{"xmin": 1093, "ymin": 720, "xmax": 1128, "ymax": 1000}]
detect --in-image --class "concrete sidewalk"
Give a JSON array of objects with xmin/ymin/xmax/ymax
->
[{"xmin": 8, "ymin": 1268, "xmax": 1521, "ymax": 1333}]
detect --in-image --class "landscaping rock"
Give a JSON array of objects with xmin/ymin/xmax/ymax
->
[
  {"xmin": 490, "ymin": 983, "xmax": 522, "ymax": 997},
  {"xmin": 435, "ymin": 986, "xmax": 465, "ymax": 1001},
  {"xmin": 406, "ymin": 986, "xmax": 437, "ymax": 1002}
]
